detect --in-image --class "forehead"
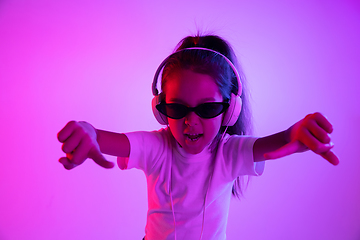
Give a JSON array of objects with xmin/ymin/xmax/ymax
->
[{"xmin": 163, "ymin": 69, "xmax": 222, "ymax": 104}]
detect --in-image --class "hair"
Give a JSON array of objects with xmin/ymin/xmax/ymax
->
[{"xmin": 161, "ymin": 34, "xmax": 252, "ymax": 198}]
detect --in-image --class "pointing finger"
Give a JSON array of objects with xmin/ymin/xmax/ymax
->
[
  {"xmin": 88, "ymin": 147, "xmax": 114, "ymax": 169},
  {"xmin": 320, "ymin": 150, "xmax": 339, "ymax": 166}
]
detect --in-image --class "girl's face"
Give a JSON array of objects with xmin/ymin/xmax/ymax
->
[{"xmin": 164, "ymin": 69, "xmax": 223, "ymax": 154}]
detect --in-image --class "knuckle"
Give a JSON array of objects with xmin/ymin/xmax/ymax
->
[
  {"xmin": 67, "ymin": 120, "xmax": 78, "ymax": 127},
  {"xmin": 304, "ymin": 114, "xmax": 315, "ymax": 123},
  {"xmin": 57, "ymin": 135, "xmax": 63, "ymax": 143},
  {"xmin": 309, "ymin": 143, "xmax": 323, "ymax": 154},
  {"xmin": 58, "ymin": 121, "xmax": 78, "ymax": 142},
  {"xmin": 313, "ymin": 112, "xmax": 325, "ymax": 121},
  {"xmin": 304, "ymin": 113, "xmax": 313, "ymax": 119},
  {"xmin": 65, "ymin": 121, "xmax": 78, "ymax": 131},
  {"xmin": 57, "ymin": 129, "xmax": 67, "ymax": 142},
  {"xmin": 313, "ymin": 112, "xmax": 321, "ymax": 117},
  {"xmin": 62, "ymin": 144, "xmax": 71, "ymax": 153}
]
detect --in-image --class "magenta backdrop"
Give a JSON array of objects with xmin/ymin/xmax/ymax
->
[{"xmin": 0, "ymin": 0, "xmax": 359, "ymax": 239}]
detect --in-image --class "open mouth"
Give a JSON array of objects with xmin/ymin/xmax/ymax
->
[{"xmin": 185, "ymin": 133, "xmax": 203, "ymax": 142}]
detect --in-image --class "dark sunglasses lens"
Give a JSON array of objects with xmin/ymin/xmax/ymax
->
[
  {"xmin": 157, "ymin": 102, "xmax": 228, "ymax": 119},
  {"xmin": 197, "ymin": 103, "xmax": 227, "ymax": 118},
  {"xmin": 157, "ymin": 103, "xmax": 188, "ymax": 119},
  {"xmin": 166, "ymin": 104, "xmax": 188, "ymax": 119}
]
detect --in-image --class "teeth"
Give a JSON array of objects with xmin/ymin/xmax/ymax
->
[{"xmin": 186, "ymin": 134, "xmax": 202, "ymax": 141}]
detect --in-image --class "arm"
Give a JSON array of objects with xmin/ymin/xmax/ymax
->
[
  {"xmin": 253, "ymin": 130, "xmax": 289, "ymax": 162},
  {"xmin": 96, "ymin": 129, "xmax": 130, "ymax": 158},
  {"xmin": 253, "ymin": 112, "xmax": 339, "ymax": 165},
  {"xmin": 57, "ymin": 121, "xmax": 130, "ymax": 170}
]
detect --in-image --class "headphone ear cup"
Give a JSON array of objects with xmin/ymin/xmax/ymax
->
[
  {"xmin": 152, "ymin": 95, "xmax": 168, "ymax": 125},
  {"xmin": 222, "ymin": 93, "xmax": 242, "ymax": 126}
]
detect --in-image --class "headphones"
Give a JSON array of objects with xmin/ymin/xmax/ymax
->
[{"xmin": 152, "ymin": 47, "xmax": 242, "ymax": 127}]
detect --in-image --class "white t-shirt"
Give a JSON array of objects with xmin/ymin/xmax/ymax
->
[{"xmin": 118, "ymin": 128, "xmax": 264, "ymax": 240}]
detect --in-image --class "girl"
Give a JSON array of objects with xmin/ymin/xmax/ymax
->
[{"xmin": 57, "ymin": 35, "xmax": 339, "ymax": 240}]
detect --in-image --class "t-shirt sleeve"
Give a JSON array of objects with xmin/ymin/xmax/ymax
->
[
  {"xmin": 222, "ymin": 135, "xmax": 265, "ymax": 179},
  {"xmin": 117, "ymin": 129, "xmax": 170, "ymax": 175}
]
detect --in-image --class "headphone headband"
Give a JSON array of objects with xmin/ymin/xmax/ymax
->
[{"xmin": 152, "ymin": 47, "xmax": 242, "ymax": 97}]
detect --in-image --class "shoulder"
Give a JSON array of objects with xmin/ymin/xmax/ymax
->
[
  {"xmin": 124, "ymin": 128, "xmax": 176, "ymax": 171},
  {"xmin": 221, "ymin": 134, "xmax": 258, "ymax": 151},
  {"xmin": 218, "ymin": 134, "xmax": 257, "ymax": 166},
  {"xmin": 218, "ymin": 134, "xmax": 264, "ymax": 177},
  {"xmin": 216, "ymin": 134, "xmax": 257, "ymax": 163},
  {"xmin": 125, "ymin": 127, "xmax": 173, "ymax": 145}
]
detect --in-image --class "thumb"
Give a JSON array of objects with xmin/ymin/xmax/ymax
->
[
  {"xmin": 88, "ymin": 147, "xmax": 114, "ymax": 169},
  {"xmin": 320, "ymin": 150, "xmax": 340, "ymax": 166},
  {"xmin": 264, "ymin": 141, "xmax": 305, "ymax": 160}
]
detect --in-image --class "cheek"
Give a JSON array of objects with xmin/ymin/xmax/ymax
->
[
  {"xmin": 205, "ymin": 117, "xmax": 223, "ymax": 135},
  {"xmin": 168, "ymin": 119, "xmax": 183, "ymax": 135}
]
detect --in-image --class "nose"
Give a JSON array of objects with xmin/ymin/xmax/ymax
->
[{"xmin": 184, "ymin": 111, "xmax": 199, "ymax": 126}]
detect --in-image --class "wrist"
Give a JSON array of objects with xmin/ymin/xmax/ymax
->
[{"xmin": 283, "ymin": 126, "xmax": 293, "ymax": 144}]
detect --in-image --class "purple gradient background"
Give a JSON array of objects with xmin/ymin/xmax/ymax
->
[{"xmin": 0, "ymin": 0, "xmax": 359, "ymax": 239}]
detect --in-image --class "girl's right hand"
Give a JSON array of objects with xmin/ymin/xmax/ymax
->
[
  {"xmin": 263, "ymin": 112, "xmax": 339, "ymax": 165},
  {"xmin": 57, "ymin": 121, "xmax": 114, "ymax": 170}
]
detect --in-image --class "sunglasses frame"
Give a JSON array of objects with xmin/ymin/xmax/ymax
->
[{"xmin": 156, "ymin": 102, "xmax": 230, "ymax": 119}]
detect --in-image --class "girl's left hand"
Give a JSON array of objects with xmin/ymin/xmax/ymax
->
[{"xmin": 264, "ymin": 112, "xmax": 339, "ymax": 165}]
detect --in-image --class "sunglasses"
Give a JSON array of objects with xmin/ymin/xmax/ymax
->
[{"xmin": 156, "ymin": 102, "xmax": 229, "ymax": 119}]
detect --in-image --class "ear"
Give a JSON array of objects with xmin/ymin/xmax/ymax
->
[
  {"xmin": 222, "ymin": 93, "xmax": 242, "ymax": 126},
  {"xmin": 152, "ymin": 93, "xmax": 168, "ymax": 125}
]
